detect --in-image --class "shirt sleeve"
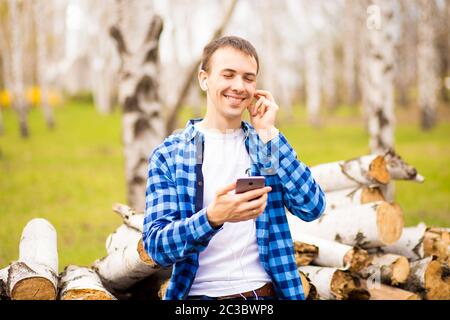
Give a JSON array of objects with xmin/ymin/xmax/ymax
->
[
  {"xmin": 142, "ymin": 147, "xmax": 222, "ymax": 268},
  {"xmin": 251, "ymin": 131, "xmax": 326, "ymax": 222}
]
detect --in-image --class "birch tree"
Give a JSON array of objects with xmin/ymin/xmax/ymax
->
[
  {"xmin": 417, "ymin": 0, "xmax": 439, "ymax": 130},
  {"xmin": 364, "ymin": 0, "xmax": 399, "ymax": 154},
  {"xmin": 33, "ymin": 0, "xmax": 55, "ymax": 129},
  {"xmin": 110, "ymin": 0, "xmax": 165, "ymax": 212},
  {"xmin": 343, "ymin": 0, "xmax": 359, "ymax": 106},
  {"xmin": 8, "ymin": 0, "xmax": 29, "ymax": 137}
]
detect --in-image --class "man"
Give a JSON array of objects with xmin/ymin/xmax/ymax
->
[{"xmin": 143, "ymin": 36, "xmax": 326, "ymax": 300}]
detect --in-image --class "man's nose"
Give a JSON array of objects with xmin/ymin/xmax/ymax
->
[{"xmin": 230, "ymin": 77, "xmax": 245, "ymax": 92}]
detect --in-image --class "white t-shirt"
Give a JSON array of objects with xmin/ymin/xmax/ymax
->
[{"xmin": 188, "ymin": 123, "xmax": 272, "ymax": 297}]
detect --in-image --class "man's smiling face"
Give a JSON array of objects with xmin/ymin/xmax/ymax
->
[{"xmin": 201, "ymin": 46, "xmax": 258, "ymax": 120}]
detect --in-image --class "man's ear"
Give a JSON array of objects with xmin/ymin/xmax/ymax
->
[{"xmin": 198, "ymin": 69, "xmax": 208, "ymax": 91}]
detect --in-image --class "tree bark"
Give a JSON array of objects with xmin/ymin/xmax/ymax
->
[
  {"xmin": 325, "ymin": 186, "xmax": 385, "ymax": 211},
  {"xmin": 106, "ymin": 224, "xmax": 142, "ymax": 255},
  {"xmin": 310, "ymin": 154, "xmax": 390, "ymax": 192},
  {"xmin": 287, "ymin": 201, "xmax": 404, "ymax": 248},
  {"xmin": 365, "ymin": 0, "xmax": 398, "ymax": 154},
  {"xmin": 0, "ymin": 267, "xmax": 9, "ymax": 300},
  {"xmin": 417, "ymin": 0, "xmax": 439, "ymax": 130},
  {"xmin": 113, "ymin": 203, "xmax": 144, "ymax": 232},
  {"xmin": 7, "ymin": 218, "xmax": 58, "ymax": 300},
  {"xmin": 111, "ymin": 1, "xmax": 165, "ymax": 212},
  {"xmin": 59, "ymin": 265, "xmax": 116, "ymax": 300},
  {"xmin": 292, "ymin": 233, "xmax": 371, "ymax": 273},
  {"xmin": 298, "ymin": 266, "xmax": 370, "ymax": 300},
  {"xmin": 359, "ymin": 253, "xmax": 410, "ymax": 285},
  {"xmin": 382, "ymin": 223, "xmax": 449, "ymax": 262},
  {"xmin": 93, "ymin": 238, "xmax": 160, "ymax": 292}
]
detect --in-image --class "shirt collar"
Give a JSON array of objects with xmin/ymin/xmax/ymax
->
[{"xmin": 182, "ymin": 118, "xmax": 253, "ymax": 141}]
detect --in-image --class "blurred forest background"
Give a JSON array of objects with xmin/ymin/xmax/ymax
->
[{"xmin": 0, "ymin": 0, "xmax": 449, "ymax": 271}]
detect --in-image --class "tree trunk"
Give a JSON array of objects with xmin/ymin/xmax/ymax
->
[
  {"xmin": 59, "ymin": 265, "xmax": 116, "ymax": 300},
  {"xmin": 113, "ymin": 203, "xmax": 144, "ymax": 232},
  {"xmin": 287, "ymin": 201, "xmax": 404, "ymax": 248},
  {"xmin": 8, "ymin": 0, "xmax": 29, "ymax": 138},
  {"xmin": 359, "ymin": 253, "xmax": 410, "ymax": 285},
  {"xmin": 417, "ymin": 0, "xmax": 439, "ymax": 130},
  {"xmin": 298, "ymin": 266, "xmax": 370, "ymax": 300},
  {"xmin": 293, "ymin": 233, "xmax": 370, "ymax": 273},
  {"xmin": 403, "ymin": 256, "xmax": 450, "ymax": 300},
  {"xmin": 360, "ymin": 279, "xmax": 420, "ymax": 300},
  {"xmin": 382, "ymin": 223, "xmax": 450, "ymax": 262},
  {"xmin": 305, "ymin": 42, "xmax": 321, "ymax": 127},
  {"xmin": 33, "ymin": 0, "xmax": 55, "ymax": 129},
  {"xmin": 310, "ymin": 154, "xmax": 390, "ymax": 192},
  {"xmin": 365, "ymin": 0, "xmax": 398, "ymax": 154},
  {"xmin": 293, "ymin": 241, "xmax": 319, "ymax": 266},
  {"xmin": 7, "ymin": 218, "xmax": 58, "ymax": 300},
  {"xmin": 343, "ymin": 0, "xmax": 358, "ymax": 106},
  {"xmin": 111, "ymin": 1, "xmax": 165, "ymax": 212},
  {"xmin": 325, "ymin": 186, "xmax": 385, "ymax": 211},
  {"xmin": 106, "ymin": 224, "xmax": 142, "ymax": 255}
]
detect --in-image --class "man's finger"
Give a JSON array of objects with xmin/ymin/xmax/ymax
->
[
  {"xmin": 254, "ymin": 97, "xmax": 264, "ymax": 116},
  {"xmin": 217, "ymin": 181, "xmax": 237, "ymax": 196},
  {"xmin": 238, "ymin": 186, "xmax": 271, "ymax": 202}
]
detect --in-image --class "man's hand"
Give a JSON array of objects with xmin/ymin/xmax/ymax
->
[
  {"xmin": 247, "ymin": 90, "xmax": 280, "ymax": 143},
  {"xmin": 206, "ymin": 181, "xmax": 272, "ymax": 228}
]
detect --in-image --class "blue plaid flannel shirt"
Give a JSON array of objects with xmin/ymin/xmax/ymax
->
[{"xmin": 143, "ymin": 119, "xmax": 326, "ymax": 300}]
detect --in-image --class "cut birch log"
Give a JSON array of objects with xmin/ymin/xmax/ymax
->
[
  {"xmin": 309, "ymin": 154, "xmax": 390, "ymax": 192},
  {"xmin": 360, "ymin": 279, "xmax": 421, "ymax": 300},
  {"xmin": 298, "ymin": 270, "xmax": 319, "ymax": 300},
  {"xmin": 293, "ymin": 241, "xmax": 318, "ymax": 266},
  {"xmin": 359, "ymin": 253, "xmax": 410, "ymax": 285},
  {"xmin": 382, "ymin": 223, "xmax": 449, "ymax": 262},
  {"xmin": 298, "ymin": 266, "xmax": 370, "ymax": 300},
  {"xmin": 7, "ymin": 218, "xmax": 59, "ymax": 300},
  {"xmin": 325, "ymin": 186, "xmax": 385, "ymax": 210},
  {"xmin": 0, "ymin": 267, "xmax": 9, "ymax": 300},
  {"xmin": 113, "ymin": 203, "xmax": 144, "ymax": 232},
  {"xmin": 93, "ymin": 239, "xmax": 159, "ymax": 292},
  {"xmin": 287, "ymin": 201, "xmax": 404, "ymax": 248},
  {"xmin": 292, "ymin": 233, "xmax": 371, "ymax": 273},
  {"xmin": 403, "ymin": 256, "xmax": 450, "ymax": 300},
  {"xmin": 158, "ymin": 278, "xmax": 170, "ymax": 300},
  {"xmin": 106, "ymin": 224, "xmax": 141, "ymax": 255},
  {"xmin": 59, "ymin": 265, "xmax": 116, "ymax": 300}
]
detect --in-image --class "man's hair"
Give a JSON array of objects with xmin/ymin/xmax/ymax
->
[{"xmin": 200, "ymin": 36, "xmax": 259, "ymax": 74}]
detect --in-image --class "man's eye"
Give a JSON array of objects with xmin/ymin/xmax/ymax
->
[
  {"xmin": 223, "ymin": 74, "xmax": 233, "ymax": 78},
  {"xmin": 245, "ymin": 78, "xmax": 255, "ymax": 82}
]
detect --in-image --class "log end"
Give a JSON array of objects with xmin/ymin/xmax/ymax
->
[
  {"xmin": 424, "ymin": 260, "xmax": 450, "ymax": 300},
  {"xmin": 376, "ymin": 202, "xmax": 404, "ymax": 245},
  {"xmin": 391, "ymin": 256, "xmax": 410, "ymax": 285},
  {"xmin": 137, "ymin": 239, "xmax": 159, "ymax": 268},
  {"xmin": 343, "ymin": 248, "xmax": 372, "ymax": 273},
  {"xmin": 331, "ymin": 270, "xmax": 370, "ymax": 300},
  {"xmin": 369, "ymin": 156, "xmax": 390, "ymax": 185},
  {"xmin": 298, "ymin": 271, "xmax": 311, "ymax": 299},
  {"xmin": 11, "ymin": 277, "xmax": 56, "ymax": 300},
  {"xmin": 61, "ymin": 289, "xmax": 115, "ymax": 300}
]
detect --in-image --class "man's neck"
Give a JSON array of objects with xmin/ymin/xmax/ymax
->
[{"xmin": 199, "ymin": 111, "xmax": 242, "ymax": 133}]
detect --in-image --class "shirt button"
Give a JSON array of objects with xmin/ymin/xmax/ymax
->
[
  {"xmin": 267, "ymin": 168, "xmax": 274, "ymax": 174},
  {"xmin": 198, "ymin": 181, "xmax": 203, "ymax": 186}
]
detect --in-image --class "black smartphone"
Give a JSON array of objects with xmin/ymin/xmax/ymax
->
[{"xmin": 235, "ymin": 176, "xmax": 266, "ymax": 194}]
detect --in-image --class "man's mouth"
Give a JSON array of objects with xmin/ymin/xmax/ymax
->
[{"xmin": 223, "ymin": 94, "xmax": 246, "ymax": 105}]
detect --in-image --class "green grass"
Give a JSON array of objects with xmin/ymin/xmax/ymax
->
[{"xmin": 0, "ymin": 99, "xmax": 449, "ymax": 271}]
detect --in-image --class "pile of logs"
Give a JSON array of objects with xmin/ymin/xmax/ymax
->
[
  {"xmin": 292, "ymin": 149, "xmax": 449, "ymax": 300},
  {"xmin": 0, "ymin": 149, "xmax": 448, "ymax": 300}
]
